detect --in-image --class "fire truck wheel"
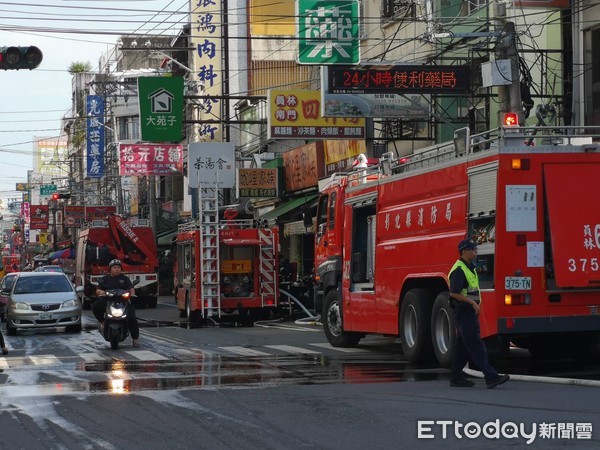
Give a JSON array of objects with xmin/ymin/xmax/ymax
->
[
  {"xmin": 431, "ymin": 292, "xmax": 455, "ymax": 368},
  {"xmin": 323, "ymin": 290, "xmax": 361, "ymax": 347},
  {"xmin": 399, "ymin": 288, "xmax": 435, "ymax": 363}
]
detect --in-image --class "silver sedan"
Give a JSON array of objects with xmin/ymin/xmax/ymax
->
[{"xmin": 4, "ymin": 272, "xmax": 83, "ymax": 335}]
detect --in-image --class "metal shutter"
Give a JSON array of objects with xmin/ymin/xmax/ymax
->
[{"xmin": 468, "ymin": 162, "xmax": 498, "ymax": 215}]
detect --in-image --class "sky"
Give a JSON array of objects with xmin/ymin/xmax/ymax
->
[{"xmin": 0, "ymin": 0, "xmax": 190, "ymax": 209}]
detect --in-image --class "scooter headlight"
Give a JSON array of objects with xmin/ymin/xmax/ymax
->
[{"xmin": 108, "ymin": 306, "xmax": 124, "ymax": 318}]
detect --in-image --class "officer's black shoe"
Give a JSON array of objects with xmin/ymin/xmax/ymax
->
[
  {"xmin": 486, "ymin": 374, "xmax": 510, "ymax": 389},
  {"xmin": 449, "ymin": 378, "xmax": 475, "ymax": 387}
]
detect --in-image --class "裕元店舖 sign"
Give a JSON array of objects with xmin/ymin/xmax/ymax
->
[{"xmin": 118, "ymin": 144, "xmax": 183, "ymax": 176}]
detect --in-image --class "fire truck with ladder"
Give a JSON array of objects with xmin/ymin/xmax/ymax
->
[
  {"xmin": 315, "ymin": 119, "xmax": 600, "ymax": 367},
  {"xmin": 175, "ymin": 187, "xmax": 279, "ymax": 322},
  {"xmin": 75, "ymin": 214, "xmax": 159, "ymax": 309}
]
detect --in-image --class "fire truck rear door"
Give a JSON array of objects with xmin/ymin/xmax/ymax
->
[{"xmin": 544, "ymin": 163, "xmax": 600, "ymax": 288}]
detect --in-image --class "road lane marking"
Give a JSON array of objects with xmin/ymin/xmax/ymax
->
[
  {"xmin": 29, "ymin": 355, "xmax": 61, "ymax": 366},
  {"xmin": 218, "ymin": 346, "xmax": 271, "ymax": 356},
  {"xmin": 142, "ymin": 330, "xmax": 190, "ymax": 345},
  {"xmin": 264, "ymin": 345, "xmax": 320, "ymax": 354},
  {"xmin": 79, "ymin": 352, "xmax": 102, "ymax": 362},
  {"xmin": 124, "ymin": 350, "xmax": 170, "ymax": 361},
  {"xmin": 309, "ymin": 343, "xmax": 369, "ymax": 353}
]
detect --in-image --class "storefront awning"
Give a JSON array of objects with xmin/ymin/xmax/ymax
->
[{"xmin": 260, "ymin": 194, "xmax": 318, "ymax": 221}]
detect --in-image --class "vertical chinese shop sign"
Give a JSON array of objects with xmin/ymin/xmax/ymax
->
[
  {"xmin": 86, "ymin": 95, "xmax": 105, "ymax": 178},
  {"xmin": 193, "ymin": 0, "xmax": 223, "ymax": 141}
]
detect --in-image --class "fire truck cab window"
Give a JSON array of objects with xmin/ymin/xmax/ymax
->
[
  {"xmin": 351, "ymin": 204, "xmax": 376, "ymax": 285},
  {"xmin": 329, "ymin": 192, "xmax": 336, "ymax": 229},
  {"xmin": 316, "ymin": 194, "xmax": 329, "ymax": 238},
  {"xmin": 183, "ymin": 244, "xmax": 192, "ymax": 282}
]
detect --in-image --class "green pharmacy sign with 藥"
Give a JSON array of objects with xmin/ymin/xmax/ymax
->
[
  {"xmin": 296, "ymin": 0, "xmax": 360, "ymax": 65},
  {"xmin": 138, "ymin": 76, "xmax": 184, "ymax": 142}
]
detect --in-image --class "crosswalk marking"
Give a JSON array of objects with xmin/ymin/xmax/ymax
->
[
  {"xmin": 29, "ymin": 355, "xmax": 61, "ymax": 366},
  {"xmin": 124, "ymin": 350, "xmax": 170, "ymax": 361},
  {"xmin": 309, "ymin": 343, "xmax": 369, "ymax": 353},
  {"xmin": 264, "ymin": 345, "xmax": 320, "ymax": 354},
  {"xmin": 79, "ymin": 352, "xmax": 102, "ymax": 362},
  {"xmin": 0, "ymin": 358, "xmax": 8, "ymax": 370},
  {"xmin": 218, "ymin": 346, "xmax": 271, "ymax": 357}
]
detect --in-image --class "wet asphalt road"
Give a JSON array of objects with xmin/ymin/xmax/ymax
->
[{"xmin": 0, "ymin": 297, "xmax": 599, "ymax": 448}]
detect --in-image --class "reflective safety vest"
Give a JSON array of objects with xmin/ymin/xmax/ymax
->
[{"xmin": 448, "ymin": 260, "xmax": 481, "ymax": 304}]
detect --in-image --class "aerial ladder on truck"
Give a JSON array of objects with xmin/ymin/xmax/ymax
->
[
  {"xmin": 199, "ymin": 186, "xmax": 221, "ymax": 320},
  {"xmin": 175, "ymin": 190, "xmax": 280, "ymax": 323}
]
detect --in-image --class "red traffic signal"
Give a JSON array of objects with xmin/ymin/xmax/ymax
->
[
  {"xmin": 503, "ymin": 112, "xmax": 519, "ymax": 127},
  {"xmin": 51, "ymin": 193, "xmax": 71, "ymax": 200},
  {"xmin": 0, "ymin": 46, "xmax": 43, "ymax": 70}
]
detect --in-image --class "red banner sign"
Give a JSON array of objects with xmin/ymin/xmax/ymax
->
[
  {"xmin": 85, "ymin": 205, "xmax": 117, "ymax": 221},
  {"xmin": 30, "ymin": 205, "xmax": 49, "ymax": 230},
  {"xmin": 119, "ymin": 144, "xmax": 183, "ymax": 176},
  {"xmin": 64, "ymin": 205, "xmax": 86, "ymax": 227}
]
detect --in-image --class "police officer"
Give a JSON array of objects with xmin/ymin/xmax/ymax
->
[
  {"xmin": 93, "ymin": 259, "xmax": 140, "ymax": 347},
  {"xmin": 449, "ymin": 239, "xmax": 509, "ymax": 389}
]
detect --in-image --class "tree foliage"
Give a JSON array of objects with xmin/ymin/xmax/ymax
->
[{"xmin": 68, "ymin": 61, "xmax": 92, "ymax": 74}]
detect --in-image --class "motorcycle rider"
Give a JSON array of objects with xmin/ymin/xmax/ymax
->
[{"xmin": 93, "ymin": 259, "xmax": 140, "ymax": 347}]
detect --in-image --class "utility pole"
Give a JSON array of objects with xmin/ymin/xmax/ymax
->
[{"xmin": 495, "ymin": 2, "xmax": 523, "ymax": 125}]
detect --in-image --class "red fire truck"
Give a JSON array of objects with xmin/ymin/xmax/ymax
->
[
  {"xmin": 74, "ymin": 214, "xmax": 159, "ymax": 309},
  {"xmin": 315, "ymin": 124, "xmax": 600, "ymax": 367},
  {"xmin": 175, "ymin": 218, "xmax": 279, "ymax": 322}
]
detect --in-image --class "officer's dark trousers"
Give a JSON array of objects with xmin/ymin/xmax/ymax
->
[
  {"xmin": 92, "ymin": 298, "xmax": 140, "ymax": 340},
  {"xmin": 451, "ymin": 304, "xmax": 498, "ymax": 381}
]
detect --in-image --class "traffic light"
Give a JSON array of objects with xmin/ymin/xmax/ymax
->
[
  {"xmin": 51, "ymin": 193, "xmax": 71, "ymax": 200},
  {"xmin": 503, "ymin": 112, "xmax": 519, "ymax": 127},
  {"xmin": 0, "ymin": 46, "xmax": 43, "ymax": 70}
]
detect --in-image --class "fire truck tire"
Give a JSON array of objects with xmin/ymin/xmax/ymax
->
[
  {"xmin": 323, "ymin": 290, "xmax": 361, "ymax": 347},
  {"xmin": 400, "ymin": 288, "xmax": 435, "ymax": 363},
  {"xmin": 431, "ymin": 292, "xmax": 455, "ymax": 369}
]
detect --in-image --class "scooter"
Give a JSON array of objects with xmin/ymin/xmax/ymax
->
[{"xmin": 101, "ymin": 287, "xmax": 135, "ymax": 350}]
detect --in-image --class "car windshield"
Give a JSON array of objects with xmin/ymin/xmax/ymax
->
[
  {"xmin": 4, "ymin": 276, "xmax": 17, "ymax": 289},
  {"xmin": 13, "ymin": 276, "xmax": 72, "ymax": 294}
]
